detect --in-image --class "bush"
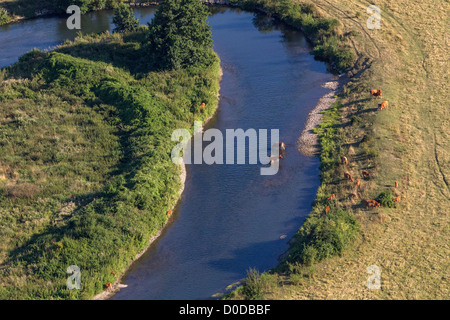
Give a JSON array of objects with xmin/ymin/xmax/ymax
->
[
  {"xmin": 360, "ymin": 133, "xmax": 379, "ymax": 158},
  {"xmin": 377, "ymin": 190, "xmax": 395, "ymax": 208},
  {"xmin": 147, "ymin": 0, "xmax": 214, "ymax": 70},
  {"xmin": 113, "ymin": 3, "xmax": 140, "ymax": 33},
  {"xmin": 6, "ymin": 183, "xmax": 40, "ymax": 199}
]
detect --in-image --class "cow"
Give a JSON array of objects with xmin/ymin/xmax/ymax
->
[
  {"xmin": 167, "ymin": 210, "xmax": 172, "ymax": 216},
  {"xmin": 378, "ymin": 101, "xmax": 388, "ymax": 110},
  {"xmin": 105, "ymin": 283, "xmax": 112, "ymax": 289},
  {"xmin": 393, "ymin": 195, "xmax": 401, "ymax": 202},
  {"xmin": 344, "ymin": 171, "xmax": 354, "ymax": 182},
  {"xmin": 279, "ymin": 142, "xmax": 286, "ymax": 159},
  {"xmin": 325, "ymin": 206, "xmax": 330, "ymax": 214},
  {"xmin": 362, "ymin": 170, "xmax": 371, "ymax": 178},
  {"xmin": 356, "ymin": 179, "xmax": 361, "ymax": 187},
  {"xmin": 365, "ymin": 199, "xmax": 381, "ymax": 208},
  {"xmin": 395, "ymin": 181, "xmax": 398, "ymax": 188},
  {"xmin": 111, "ymin": 271, "xmax": 117, "ymax": 277},
  {"xmin": 370, "ymin": 89, "xmax": 382, "ymax": 97},
  {"xmin": 342, "ymin": 156, "xmax": 348, "ymax": 165},
  {"xmin": 327, "ymin": 194, "xmax": 335, "ymax": 200},
  {"xmin": 200, "ymin": 102, "xmax": 206, "ymax": 108}
]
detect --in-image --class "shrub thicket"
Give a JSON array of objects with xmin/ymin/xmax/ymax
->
[
  {"xmin": 147, "ymin": 0, "xmax": 214, "ymax": 70},
  {"xmin": 113, "ymin": 3, "xmax": 140, "ymax": 33},
  {"xmin": 377, "ymin": 190, "xmax": 395, "ymax": 208}
]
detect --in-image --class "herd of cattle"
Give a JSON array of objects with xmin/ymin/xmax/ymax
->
[{"xmin": 323, "ymin": 88, "xmax": 401, "ymax": 213}]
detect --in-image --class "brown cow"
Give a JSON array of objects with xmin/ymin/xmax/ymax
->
[
  {"xmin": 356, "ymin": 179, "xmax": 361, "ymax": 187},
  {"xmin": 325, "ymin": 206, "xmax": 330, "ymax": 214},
  {"xmin": 378, "ymin": 101, "xmax": 388, "ymax": 110},
  {"xmin": 342, "ymin": 156, "xmax": 348, "ymax": 165},
  {"xmin": 200, "ymin": 102, "xmax": 206, "ymax": 108},
  {"xmin": 362, "ymin": 170, "xmax": 371, "ymax": 178},
  {"xmin": 395, "ymin": 181, "xmax": 398, "ymax": 188},
  {"xmin": 370, "ymin": 89, "xmax": 382, "ymax": 97},
  {"xmin": 105, "ymin": 282, "xmax": 112, "ymax": 289},
  {"xmin": 111, "ymin": 271, "xmax": 117, "ymax": 277},
  {"xmin": 327, "ymin": 194, "xmax": 335, "ymax": 200},
  {"xmin": 344, "ymin": 171, "xmax": 354, "ymax": 182},
  {"xmin": 393, "ymin": 195, "xmax": 401, "ymax": 202},
  {"xmin": 365, "ymin": 199, "xmax": 381, "ymax": 208},
  {"xmin": 167, "ymin": 210, "xmax": 172, "ymax": 216}
]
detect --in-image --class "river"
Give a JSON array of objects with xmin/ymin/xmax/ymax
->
[{"xmin": 0, "ymin": 6, "xmax": 333, "ymax": 299}]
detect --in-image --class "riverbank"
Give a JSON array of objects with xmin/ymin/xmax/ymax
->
[
  {"xmin": 297, "ymin": 74, "xmax": 348, "ymax": 157},
  {"xmin": 228, "ymin": 0, "xmax": 449, "ymax": 300}
]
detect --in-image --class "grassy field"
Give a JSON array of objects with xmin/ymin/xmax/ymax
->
[
  {"xmin": 0, "ymin": 27, "xmax": 221, "ymax": 299},
  {"xmin": 227, "ymin": 0, "xmax": 448, "ymax": 300}
]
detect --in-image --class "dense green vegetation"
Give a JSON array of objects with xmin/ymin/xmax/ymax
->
[
  {"xmin": 113, "ymin": 3, "xmax": 140, "ymax": 33},
  {"xmin": 0, "ymin": 1, "xmax": 220, "ymax": 299},
  {"xmin": 229, "ymin": 0, "xmax": 355, "ymax": 72},
  {"xmin": 225, "ymin": 99, "xmax": 361, "ymax": 300}
]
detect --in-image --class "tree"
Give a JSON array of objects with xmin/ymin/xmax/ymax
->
[
  {"xmin": 147, "ymin": 0, "xmax": 213, "ymax": 70},
  {"xmin": 113, "ymin": 3, "xmax": 139, "ymax": 33},
  {"xmin": 0, "ymin": 8, "xmax": 11, "ymax": 25}
]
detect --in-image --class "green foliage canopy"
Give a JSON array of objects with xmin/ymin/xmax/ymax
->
[{"xmin": 147, "ymin": 0, "xmax": 214, "ymax": 70}]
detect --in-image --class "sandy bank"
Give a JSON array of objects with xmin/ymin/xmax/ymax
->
[{"xmin": 297, "ymin": 74, "xmax": 349, "ymax": 157}]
